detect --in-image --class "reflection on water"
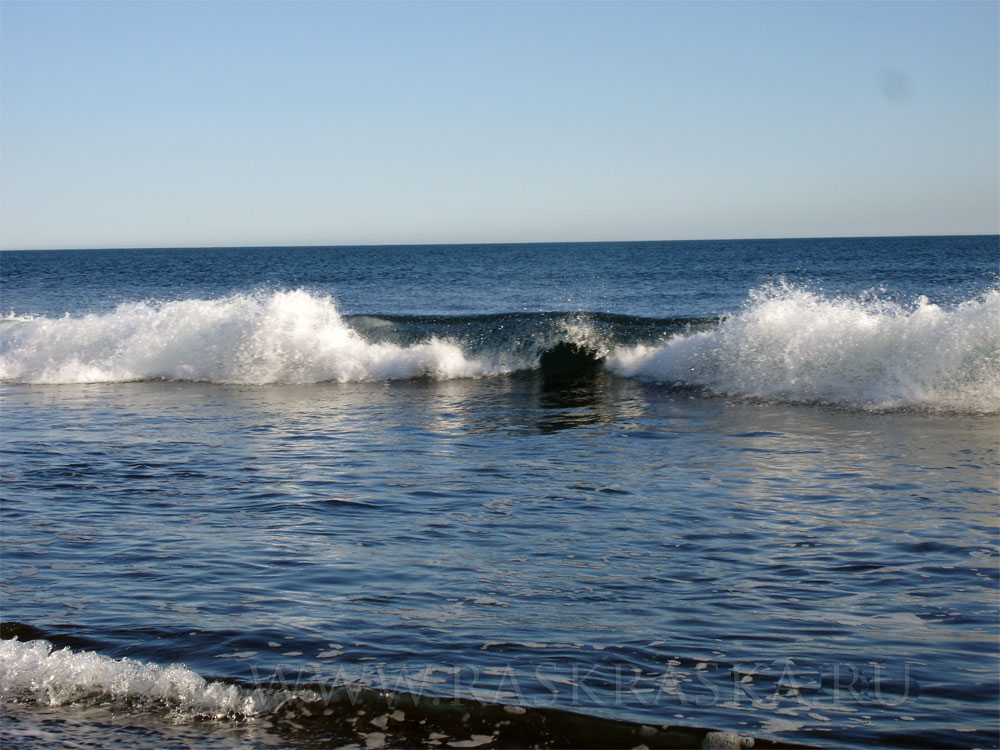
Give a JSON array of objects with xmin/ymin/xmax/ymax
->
[
  {"xmin": 538, "ymin": 368, "xmax": 608, "ymax": 432},
  {"xmin": 1, "ymin": 378, "xmax": 997, "ymax": 749}
]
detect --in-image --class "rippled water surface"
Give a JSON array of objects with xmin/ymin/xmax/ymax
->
[
  {"xmin": 3, "ymin": 376, "xmax": 998, "ymax": 748},
  {"xmin": 1, "ymin": 238, "xmax": 998, "ymax": 748}
]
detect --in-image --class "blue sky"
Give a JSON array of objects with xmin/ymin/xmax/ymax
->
[{"xmin": 1, "ymin": 0, "xmax": 997, "ymax": 249}]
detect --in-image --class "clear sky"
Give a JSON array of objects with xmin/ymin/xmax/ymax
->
[{"xmin": 1, "ymin": 0, "xmax": 997, "ymax": 249}]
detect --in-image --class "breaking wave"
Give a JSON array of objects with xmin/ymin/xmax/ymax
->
[
  {"xmin": 0, "ymin": 290, "xmax": 504, "ymax": 385},
  {"xmin": 0, "ymin": 637, "xmax": 266, "ymax": 719},
  {"xmin": 608, "ymin": 284, "xmax": 999, "ymax": 413},
  {"xmin": 0, "ymin": 636, "xmax": 767, "ymax": 749},
  {"xmin": 1, "ymin": 285, "xmax": 996, "ymax": 412}
]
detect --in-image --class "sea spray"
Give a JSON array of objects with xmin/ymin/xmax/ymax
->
[
  {"xmin": 607, "ymin": 284, "xmax": 1000, "ymax": 412},
  {"xmin": 1, "ymin": 638, "xmax": 776, "ymax": 749},
  {"xmin": 0, "ymin": 638, "xmax": 268, "ymax": 718},
  {"xmin": 2, "ymin": 285, "xmax": 997, "ymax": 412},
  {"xmin": 0, "ymin": 290, "xmax": 501, "ymax": 385}
]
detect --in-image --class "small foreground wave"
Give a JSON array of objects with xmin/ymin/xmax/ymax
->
[
  {"xmin": 608, "ymin": 284, "xmax": 1000, "ymax": 413},
  {"xmin": 0, "ymin": 637, "xmax": 786, "ymax": 749},
  {"xmin": 0, "ymin": 637, "xmax": 264, "ymax": 719}
]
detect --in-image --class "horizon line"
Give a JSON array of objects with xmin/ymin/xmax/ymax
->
[{"xmin": 2, "ymin": 232, "xmax": 997, "ymax": 253}]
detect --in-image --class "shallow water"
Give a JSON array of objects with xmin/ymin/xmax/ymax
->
[{"xmin": 3, "ymin": 375, "xmax": 997, "ymax": 748}]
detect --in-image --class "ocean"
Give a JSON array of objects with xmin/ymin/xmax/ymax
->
[{"xmin": 0, "ymin": 236, "xmax": 997, "ymax": 749}]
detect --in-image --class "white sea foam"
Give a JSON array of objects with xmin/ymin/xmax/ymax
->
[
  {"xmin": 0, "ymin": 290, "xmax": 502, "ymax": 385},
  {"xmin": 3, "ymin": 285, "xmax": 997, "ymax": 411},
  {"xmin": 0, "ymin": 638, "xmax": 266, "ymax": 718},
  {"xmin": 608, "ymin": 284, "xmax": 1000, "ymax": 413}
]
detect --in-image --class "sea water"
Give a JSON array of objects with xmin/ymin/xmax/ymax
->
[{"xmin": 1, "ymin": 237, "xmax": 997, "ymax": 749}]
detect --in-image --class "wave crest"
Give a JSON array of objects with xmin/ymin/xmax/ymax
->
[
  {"xmin": 2, "ymin": 285, "xmax": 997, "ymax": 412},
  {"xmin": 0, "ymin": 636, "xmax": 758, "ymax": 748},
  {"xmin": 0, "ymin": 638, "xmax": 265, "ymax": 718},
  {"xmin": 608, "ymin": 284, "xmax": 1000, "ymax": 412},
  {"xmin": 0, "ymin": 290, "xmax": 499, "ymax": 384}
]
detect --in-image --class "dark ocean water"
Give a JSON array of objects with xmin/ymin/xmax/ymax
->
[{"xmin": 1, "ymin": 237, "xmax": 998, "ymax": 749}]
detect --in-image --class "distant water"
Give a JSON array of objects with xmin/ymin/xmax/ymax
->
[{"xmin": 1, "ymin": 237, "xmax": 998, "ymax": 749}]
